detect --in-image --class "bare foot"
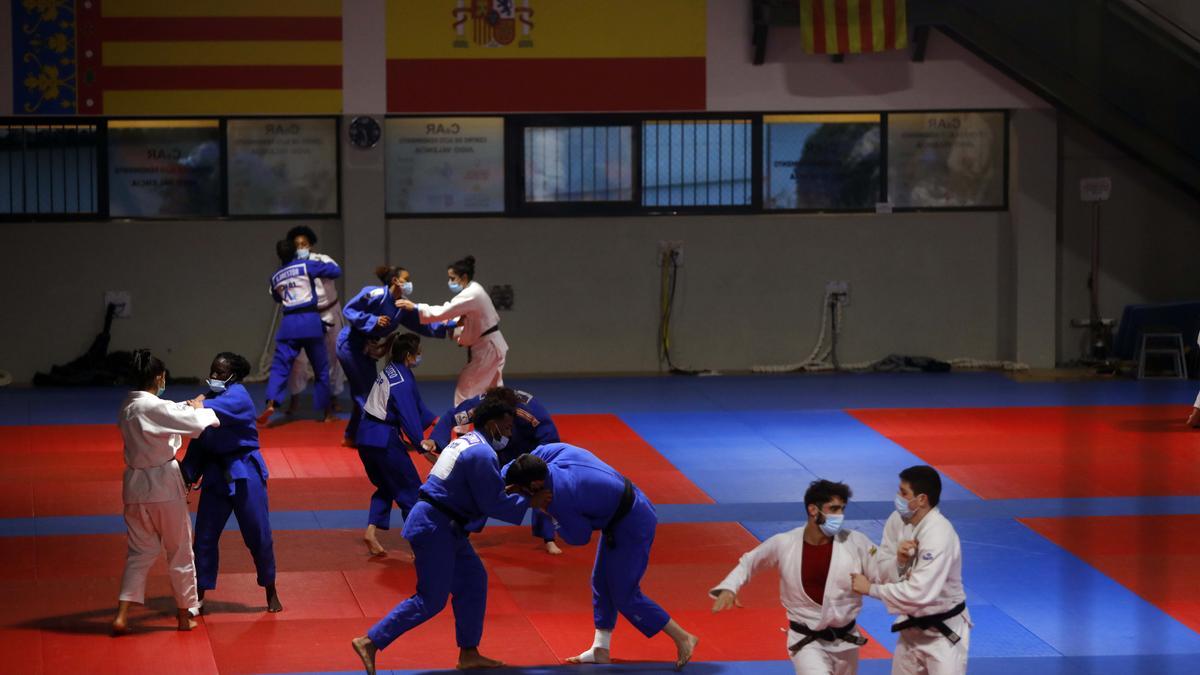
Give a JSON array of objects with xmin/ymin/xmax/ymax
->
[
  {"xmin": 111, "ymin": 601, "xmax": 131, "ymax": 636},
  {"xmin": 364, "ymin": 525, "xmax": 387, "ymax": 556},
  {"xmin": 457, "ymin": 647, "xmax": 505, "ymax": 669},
  {"xmin": 323, "ymin": 407, "xmax": 338, "ymax": 423},
  {"xmin": 176, "ymin": 608, "xmax": 197, "ymax": 631},
  {"xmin": 256, "ymin": 404, "xmax": 276, "ymax": 425},
  {"xmin": 566, "ymin": 647, "xmax": 610, "ymax": 664},
  {"xmin": 341, "ymin": 437, "xmax": 357, "ymax": 448},
  {"xmin": 266, "ymin": 585, "xmax": 283, "ymax": 613},
  {"xmin": 544, "ymin": 540, "xmax": 563, "ymax": 555},
  {"xmin": 351, "ymin": 635, "xmax": 377, "ymax": 675},
  {"xmin": 1188, "ymin": 408, "xmax": 1200, "ymax": 428},
  {"xmin": 674, "ymin": 633, "xmax": 698, "ymax": 670}
]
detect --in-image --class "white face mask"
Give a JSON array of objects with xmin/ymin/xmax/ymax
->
[
  {"xmin": 894, "ymin": 494, "xmax": 916, "ymax": 519},
  {"xmin": 400, "ymin": 281, "xmax": 413, "ymax": 297},
  {"xmin": 295, "ymin": 248, "xmax": 310, "ymax": 259},
  {"xmin": 448, "ymin": 280, "xmax": 463, "ymax": 293}
]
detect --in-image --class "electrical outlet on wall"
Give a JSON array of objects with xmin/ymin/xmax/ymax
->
[
  {"xmin": 104, "ymin": 291, "xmax": 132, "ymax": 318},
  {"xmin": 657, "ymin": 240, "xmax": 684, "ymax": 266},
  {"xmin": 825, "ymin": 281, "xmax": 850, "ymax": 306}
]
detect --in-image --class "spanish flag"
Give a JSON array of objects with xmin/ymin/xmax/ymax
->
[
  {"xmin": 387, "ymin": 0, "xmax": 706, "ymax": 113},
  {"xmin": 801, "ymin": 0, "xmax": 908, "ymax": 55},
  {"xmin": 76, "ymin": 0, "xmax": 342, "ymax": 115}
]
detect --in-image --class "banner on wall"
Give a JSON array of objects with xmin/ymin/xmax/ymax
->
[
  {"xmin": 386, "ymin": 0, "xmax": 706, "ymax": 113},
  {"xmin": 887, "ymin": 111, "xmax": 1006, "ymax": 208},
  {"xmin": 385, "ymin": 117, "xmax": 505, "ymax": 213},
  {"xmin": 106, "ymin": 120, "xmax": 222, "ymax": 218},
  {"xmin": 801, "ymin": 0, "xmax": 908, "ymax": 55},
  {"xmin": 227, "ymin": 119, "xmax": 339, "ymax": 215}
]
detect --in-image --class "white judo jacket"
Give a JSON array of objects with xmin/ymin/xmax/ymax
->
[
  {"xmin": 710, "ymin": 526, "xmax": 881, "ymax": 649},
  {"xmin": 869, "ymin": 508, "xmax": 970, "ymax": 625},
  {"xmin": 417, "ymin": 280, "xmax": 504, "ymax": 349},
  {"xmin": 118, "ymin": 391, "xmax": 219, "ymax": 504}
]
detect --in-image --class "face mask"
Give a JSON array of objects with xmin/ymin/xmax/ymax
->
[
  {"xmin": 206, "ymin": 374, "xmax": 232, "ymax": 393},
  {"xmin": 295, "ymin": 248, "xmax": 310, "ymax": 259},
  {"xmin": 400, "ymin": 281, "xmax": 413, "ymax": 297},
  {"xmin": 410, "ymin": 355, "xmax": 423, "ymax": 368},
  {"xmin": 156, "ymin": 381, "xmax": 166, "ymax": 397},
  {"xmin": 894, "ymin": 494, "xmax": 916, "ymax": 519},
  {"xmin": 487, "ymin": 426, "xmax": 509, "ymax": 451},
  {"xmin": 818, "ymin": 513, "xmax": 844, "ymax": 537},
  {"xmin": 448, "ymin": 281, "xmax": 463, "ymax": 293}
]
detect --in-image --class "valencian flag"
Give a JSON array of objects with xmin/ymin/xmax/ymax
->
[
  {"xmin": 801, "ymin": 0, "xmax": 908, "ymax": 55},
  {"xmin": 14, "ymin": 0, "xmax": 342, "ymax": 115},
  {"xmin": 387, "ymin": 0, "xmax": 706, "ymax": 113}
]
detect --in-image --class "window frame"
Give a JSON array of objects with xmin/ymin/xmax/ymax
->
[
  {"xmin": 383, "ymin": 114, "xmax": 508, "ymax": 219},
  {"xmin": 0, "ymin": 117, "xmax": 105, "ymax": 222},
  {"xmin": 223, "ymin": 115, "xmax": 343, "ymax": 220}
]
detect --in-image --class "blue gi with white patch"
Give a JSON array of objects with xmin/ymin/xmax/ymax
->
[
  {"xmin": 267, "ymin": 257, "xmax": 341, "ymax": 411},
  {"xmin": 507, "ymin": 443, "xmax": 671, "ymax": 638},
  {"xmin": 367, "ymin": 430, "xmax": 527, "ymax": 651},
  {"xmin": 181, "ymin": 383, "xmax": 276, "ymax": 591},
  {"xmin": 336, "ymin": 285, "xmax": 452, "ymax": 441},
  {"xmin": 356, "ymin": 360, "xmax": 437, "ymax": 529},
  {"xmin": 429, "ymin": 389, "xmax": 560, "ymax": 540}
]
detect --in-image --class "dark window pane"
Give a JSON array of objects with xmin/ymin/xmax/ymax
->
[
  {"xmin": 107, "ymin": 120, "xmax": 222, "ymax": 218},
  {"xmin": 763, "ymin": 114, "xmax": 881, "ymax": 210},
  {"xmin": 524, "ymin": 125, "xmax": 633, "ymax": 202},
  {"xmin": 642, "ymin": 119, "xmax": 751, "ymax": 207}
]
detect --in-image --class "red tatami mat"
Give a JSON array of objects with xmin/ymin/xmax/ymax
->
[
  {"xmin": 0, "ymin": 414, "xmax": 707, "ymax": 518},
  {"xmin": 850, "ymin": 405, "xmax": 1200, "ymax": 498},
  {"xmin": 1021, "ymin": 514, "xmax": 1200, "ymax": 635}
]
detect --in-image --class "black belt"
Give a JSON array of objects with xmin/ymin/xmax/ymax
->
[
  {"xmin": 418, "ymin": 493, "xmax": 471, "ymax": 534},
  {"xmin": 284, "ymin": 305, "xmax": 320, "ymax": 315},
  {"xmin": 601, "ymin": 478, "xmax": 635, "ymax": 549},
  {"xmin": 481, "ymin": 324, "xmax": 500, "ymax": 337},
  {"xmin": 891, "ymin": 601, "xmax": 967, "ymax": 644},
  {"xmin": 788, "ymin": 619, "xmax": 867, "ymax": 655}
]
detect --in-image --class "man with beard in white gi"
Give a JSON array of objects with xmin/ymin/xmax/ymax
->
[
  {"xmin": 852, "ymin": 465, "xmax": 969, "ymax": 675},
  {"xmin": 711, "ymin": 479, "xmax": 877, "ymax": 674}
]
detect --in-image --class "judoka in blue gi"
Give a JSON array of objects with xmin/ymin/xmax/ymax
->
[
  {"xmin": 337, "ymin": 265, "xmax": 453, "ymax": 445},
  {"xmin": 504, "ymin": 445, "xmax": 699, "ymax": 669},
  {"xmin": 350, "ymin": 399, "xmax": 542, "ymax": 674},
  {"xmin": 424, "ymin": 386, "xmax": 565, "ymax": 554},
  {"xmin": 356, "ymin": 333, "xmax": 439, "ymax": 556},
  {"xmin": 261, "ymin": 238, "xmax": 342, "ymax": 423},
  {"xmin": 181, "ymin": 352, "xmax": 282, "ymax": 613}
]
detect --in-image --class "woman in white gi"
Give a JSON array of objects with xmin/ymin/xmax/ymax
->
[
  {"xmin": 113, "ymin": 350, "xmax": 220, "ymax": 635},
  {"xmin": 396, "ymin": 254, "xmax": 507, "ymax": 406},
  {"xmin": 851, "ymin": 466, "xmax": 970, "ymax": 675},
  {"xmin": 711, "ymin": 480, "xmax": 878, "ymax": 675},
  {"xmin": 285, "ymin": 226, "xmax": 345, "ymax": 414}
]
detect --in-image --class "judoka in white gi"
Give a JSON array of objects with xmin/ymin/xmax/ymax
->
[
  {"xmin": 712, "ymin": 480, "xmax": 877, "ymax": 675},
  {"xmin": 284, "ymin": 226, "xmax": 346, "ymax": 411},
  {"xmin": 852, "ymin": 465, "xmax": 970, "ymax": 675},
  {"xmin": 113, "ymin": 350, "xmax": 220, "ymax": 635},
  {"xmin": 396, "ymin": 254, "xmax": 507, "ymax": 406}
]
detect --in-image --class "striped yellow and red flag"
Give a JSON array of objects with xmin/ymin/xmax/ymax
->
[
  {"xmin": 76, "ymin": 0, "xmax": 342, "ymax": 115},
  {"xmin": 386, "ymin": 0, "xmax": 705, "ymax": 113},
  {"xmin": 801, "ymin": 0, "xmax": 908, "ymax": 55}
]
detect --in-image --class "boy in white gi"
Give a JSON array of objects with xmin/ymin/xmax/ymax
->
[
  {"xmin": 711, "ymin": 480, "xmax": 877, "ymax": 674},
  {"xmin": 851, "ymin": 465, "xmax": 970, "ymax": 675},
  {"xmin": 113, "ymin": 350, "xmax": 219, "ymax": 634}
]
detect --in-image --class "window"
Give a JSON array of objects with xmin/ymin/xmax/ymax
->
[
  {"xmin": 642, "ymin": 119, "xmax": 751, "ymax": 207},
  {"xmin": 227, "ymin": 118, "xmax": 339, "ymax": 216},
  {"xmin": 524, "ymin": 125, "xmax": 634, "ymax": 203},
  {"xmin": 386, "ymin": 117, "xmax": 505, "ymax": 214},
  {"xmin": 0, "ymin": 123, "xmax": 99, "ymax": 216},
  {"xmin": 887, "ymin": 111, "xmax": 1006, "ymax": 208},
  {"xmin": 107, "ymin": 120, "xmax": 222, "ymax": 218},
  {"xmin": 763, "ymin": 114, "xmax": 882, "ymax": 210}
]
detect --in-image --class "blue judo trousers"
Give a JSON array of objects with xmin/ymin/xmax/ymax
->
[
  {"xmin": 356, "ymin": 360, "xmax": 437, "ymax": 528},
  {"xmin": 505, "ymin": 443, "xmax": 671, "ymax": 637},
  {"xmin": 181, "ymin": 383, "xmax": 276, "ymax": 590},
  {"xmin": 267, "ymin": 257, "xmax": 342, "ymax": 411},
  {"xmin": 336, "ymin": 285, "xmax": 452, "ymax": 441},
  {"xmin": 367, "ymin": 430, "xmax": 527, "ymax": 651},
  {"xmin": 429, "ymin": 389, "xmax": 561, "ymax": 541}
]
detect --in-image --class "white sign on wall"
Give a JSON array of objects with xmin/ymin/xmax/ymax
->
[
  {"xmin": 386, "ymin": 117, "xmax": 505, "ymax": 213},
  {"xmin": 1079, "ymin": 177, "xmax": 1112, "ymax": 202}
]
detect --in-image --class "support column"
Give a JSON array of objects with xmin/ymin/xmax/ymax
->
[{"xmin": 1009, "ymin": 108, "xmax": 1059, "ymax": 367}]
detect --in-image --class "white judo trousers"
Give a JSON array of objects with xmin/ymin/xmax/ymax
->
[
  {"xmin": 870, "ymin": 508, "xmax": 971, "ymax": 675},
  {"xmin": 455, "ymin": 332, "xmax": 507, "ymax": 406},
  {"xmin": 711, "ymin": 527, "xmax": 880, "ymax": 675},
  {"xmin": 117, "ymin": 391, "xmax": 218, "ymax": 611},
  {"xmin": 119, "ymin": 499, "xmax": 199, "ymax": 608}
]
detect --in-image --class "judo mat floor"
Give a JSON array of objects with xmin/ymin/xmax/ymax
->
[{"xmin": 2, "ymin": 372, "xmax": 1199, "ymax": 674}]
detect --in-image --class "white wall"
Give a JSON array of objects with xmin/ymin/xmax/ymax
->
[{"xmin": 1058, "ymin": 118, "xmax": 1200, "ymax": 363}]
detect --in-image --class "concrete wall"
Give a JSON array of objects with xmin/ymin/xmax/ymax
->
[{"xmin": 1058, "ymin": 117, "xmax": 1200, "ymax": 363}]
